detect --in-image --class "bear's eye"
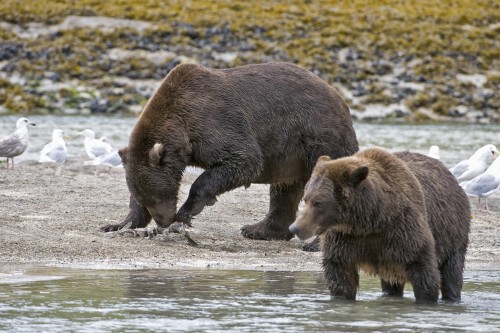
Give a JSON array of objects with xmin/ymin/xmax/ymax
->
[{"xmin": 311, "ymin": 200, "xmax": 320, "ymax": 207}]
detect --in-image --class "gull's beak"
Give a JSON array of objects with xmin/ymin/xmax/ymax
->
[
  {"xmin": 64, "ymin": 135, "xmax": 71, "ymax": 141},
  {"xmin": 30, "ymin": 122, "xmax": 36, "ymax": 126}
]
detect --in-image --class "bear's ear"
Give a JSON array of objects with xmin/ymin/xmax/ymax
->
[
  {"xmin": 118, "ymin": 147, "xmax": 128, "ymax": 165},
  {"xmin": 350, "ymin": 166, "xmax": 369, "ymax": 186},
  {"xmin": 317, "ymin": 155, "xmax": 332, "ymax": 163},
  {"xmin": 316, "ymin": 155, "xmax": 332, "ymax": 167},
  {"xmin": 149, "ymin": 143, "xmax": 164, "ymax": 167}
]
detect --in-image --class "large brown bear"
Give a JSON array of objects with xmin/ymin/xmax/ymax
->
[
  {"xmin": 101, "ymin": 62, "xmax": 359, "ymax": 241},
  {"xmin": 289, "ymin": 147, "xmax": 470, "ymax": 303}
]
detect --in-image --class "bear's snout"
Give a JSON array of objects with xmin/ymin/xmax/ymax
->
[
  {"xmin": 289, "ymin": 223, "xmax": 300, "ymax": 236},
  {"xmin": 146, "ymin": 201, "xmax": 177, "ymax": 228},
  {"xmin": 289, "ymin": 221, "xmax": 315, "ymax": 240}
]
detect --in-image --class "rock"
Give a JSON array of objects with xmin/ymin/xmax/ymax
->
[
  {"xmin": 456, "ymin": 74, "xmax": 487, "ymax": 88},
  {"xmin": 0, "ymin": 43, "xmax": 23, "ymax": 60}
]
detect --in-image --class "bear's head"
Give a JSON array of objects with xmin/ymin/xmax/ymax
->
[
  {"xmin": 289, "ymin": 155, "xmax": 370, "ymax": 240},
  {"xmin": 119, "ymin": 137, "xmax": 189, "ymax": 228}
]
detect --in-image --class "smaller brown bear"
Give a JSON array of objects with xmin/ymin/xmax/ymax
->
[{"xmin": 289, "ymin": 147, "xmax": 470, "ymax": 303}]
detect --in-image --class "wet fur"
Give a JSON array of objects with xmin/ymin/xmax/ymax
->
[
  {"xmin": 101, "ymin": 62, "xmax": 358, "ymax": 241},
  {"xmin": 292, "ymin": 148, "xmax": 470, "ymax": 303}
]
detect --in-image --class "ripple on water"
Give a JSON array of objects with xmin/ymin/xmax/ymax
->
[{"xmin": 0, "ymin": 268, "xmax": 499, "ymax": 332}]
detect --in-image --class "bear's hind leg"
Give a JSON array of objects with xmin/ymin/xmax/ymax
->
[
  {"xmin": 439, "ymin": 250, "xmax": 466, "ymax": 302},
  {"xmin": 381, "ymin": 279, "xmax": 405, "ymax": 297},
  {"xmin": 101, "ymin": 195, "xmax": 152, "ymax": 232},
  {"xmin": 241, "ymin": 181, "xmax": 304, "ymax": 241}
]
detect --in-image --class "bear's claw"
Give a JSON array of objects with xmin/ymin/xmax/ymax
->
[{"xmin": 163, "ymin": 222, "xmax": 198, "ymax": 247}]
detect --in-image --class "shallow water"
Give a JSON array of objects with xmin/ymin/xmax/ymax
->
[
  {"xmin": 0, "ymin": 267, "xmax": 499, "ymax": 332},
  {"xmin": 1, "ymin": 114, "xmax": 499, "ymax": 167},
  {"xmin": 353, "ymin": 122, "xmax": 500, "ymax": 167}
]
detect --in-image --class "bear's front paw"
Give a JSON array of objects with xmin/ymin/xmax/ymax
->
[{"xmin": 174, "ymin": 209, "xmax": 193, "ymax": 227}]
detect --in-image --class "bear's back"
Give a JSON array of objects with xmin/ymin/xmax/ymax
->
[
  {"xmin": 135, "ymin": 62, "xmax": 359, "ymax": 166},
  {"xmin": 160, "ymin": 62, "xmax": 351, "ymax": 121}
]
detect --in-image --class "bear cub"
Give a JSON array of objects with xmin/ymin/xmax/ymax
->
[{"xmin": 289, "ymin": 147, "xmax": 470, "ymax": 303}]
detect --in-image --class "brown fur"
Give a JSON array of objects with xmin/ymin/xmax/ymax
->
[
  {"xmin": 289, "ymin": 147, "xmax": 470, "ymax": 303},
  {"xmin": 101, "ymin": 62, "xmax": 358, "ymax": 241}
]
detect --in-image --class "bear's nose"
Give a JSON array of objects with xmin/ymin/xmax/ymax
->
[{"xmin": 289, "ymin": 224, "xmax": 300, "ymax": 235}]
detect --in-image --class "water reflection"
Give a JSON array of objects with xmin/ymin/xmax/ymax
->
[
  {"xmin": 0, "ymin": 268, "xmax": 498, "ymax": 332},
  {"xmin": 124, "ymin": 270, "xmax": 321, "ymax": 298}
]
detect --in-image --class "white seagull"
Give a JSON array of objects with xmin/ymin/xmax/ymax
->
[
  {"xmin": 84, "ymin": 150, "xmax": 122, "ymax": 168},
  {"xmin": 39, "ymin": 129, "xmax": 68, "ymax": 164},
  {"xmin": 462, "ymin": 157, "xmax": 500, "ymax": 210},
  {"xmin": 428, "ymin": 145, "xmax": 440, "ymax": 160},
  {"xmin": 450, "ymin": 144, "xmax": 499, "ymax": 183},
  {"xmin": 78, "ymin": 129, "xmax": 114, "ymax": 159},
  {"xmin": 0, "ymin": 117, "xmax": 36, "ymax": 169}
]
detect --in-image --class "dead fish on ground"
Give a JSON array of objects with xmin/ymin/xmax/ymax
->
[{"xmin": 117, "ymin": 222, "xmax": 198, "ymax": 246}]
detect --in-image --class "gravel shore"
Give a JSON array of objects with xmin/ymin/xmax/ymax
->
[{"xmin": 0, "ymin": 158, "xmax": 498, "ymax": 272}]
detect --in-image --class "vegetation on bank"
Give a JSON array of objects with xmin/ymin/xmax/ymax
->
[{"xmin": 0, "ymin": 0, "xmax": 498, "ymax": 122}]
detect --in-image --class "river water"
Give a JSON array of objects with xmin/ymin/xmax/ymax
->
[
  {"xmin": 1, "ymin": 114, "xmax": 500, "ymax": 168},
  {"xmin": 1, "ymin": 115, "xmax": 500, "ymax": 331},
  {"xmin": 0, "ymin": 267, "xmax": 499, "ymax": 332}
]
